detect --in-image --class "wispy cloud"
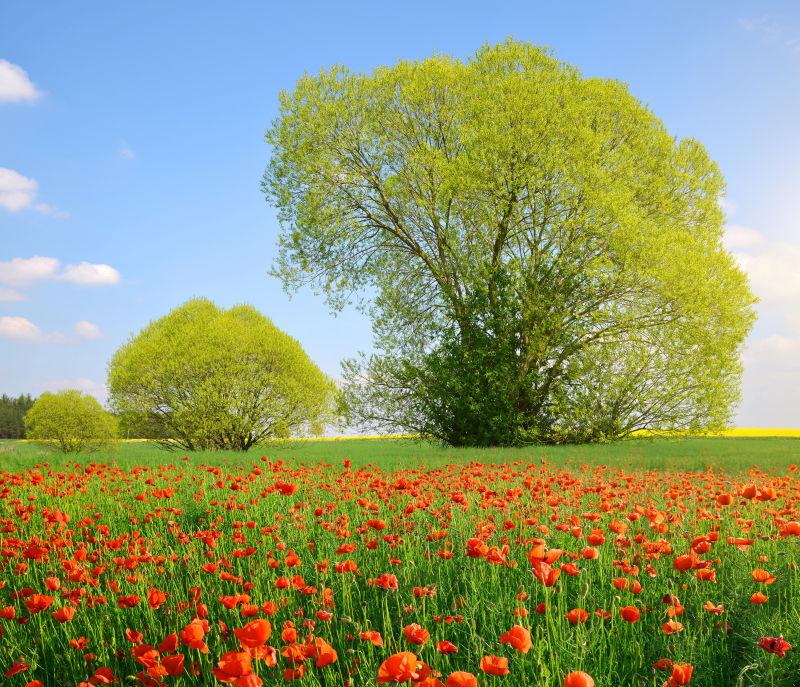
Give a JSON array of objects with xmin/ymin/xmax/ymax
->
[
  {"xmin": 73, "ymin": 320, "xmax": 103, "ymax": 339},
  {"xmin": 33, "ymin": 202, "xmax": 70, "ymax": 219},
  {"xmin": 0, "ymin": 59, "xmax": 42, "ymax": 103},
  {"xmin": 0, "ymin": 167, "xmax": 67, "ymax": 217},
  {"xmin": 0, "ymin": 288, "xmax": 26, "ymax": 302},
  {"xmin": 738, "ymin": 15, "xmax": 800, "ymax": 55},
  {"xmin": 0, "ymin": 256, "xmax": 121, "ymax": 287}
]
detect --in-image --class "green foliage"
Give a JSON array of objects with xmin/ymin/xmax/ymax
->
[
  {"xmin": 0, "ymin": 393, "xmax": 34, "ymax": 439},
  {"xmin": 265, "ymin": 39, "xmax": 756, "ymax": 445},
  {"xmin": 107, "ymin": 298, "xmax": 337, "ymax": 451},
  {"xmin": 24, "ymin": 390, "xmax": 117, "ymax": 453},
  {"xmin": 343, "ymin": 269, "xmax": 532, "ymax": 446}
]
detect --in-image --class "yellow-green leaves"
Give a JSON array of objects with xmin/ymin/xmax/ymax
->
[
  {"xmin": 107, "ymin": 298, "xmax": 336, "ymax": 451},
  {"xmin": 25, "ymin": 390, "xmax": 117, "ymax": 453}
]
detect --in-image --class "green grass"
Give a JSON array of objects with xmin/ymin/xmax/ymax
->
[{"xmin": 2, "ymin": 436, "xmax": 799, "ymax": 472}]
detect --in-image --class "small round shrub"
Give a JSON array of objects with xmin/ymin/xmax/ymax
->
[{"xmin": 24, "ymin": 390, "xmax": 118, "ymax": 453}]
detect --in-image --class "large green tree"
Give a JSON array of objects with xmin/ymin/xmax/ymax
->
[
  {"xmin": 263, "ymin": 39, "xmax": 756, "ymax": 445},
  {"xmin": 107, "ymin": 299, "xmax": 336, "ymax": 451}
]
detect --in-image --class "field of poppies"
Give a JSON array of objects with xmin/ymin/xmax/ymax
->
[{"xmin": 0, "ymin": 439, "xmax": 798, "ymax": 687}]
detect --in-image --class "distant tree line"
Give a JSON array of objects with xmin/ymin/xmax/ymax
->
[{"xmin": 0, "ymin": 394, "xmax": 35, "ymax": 439}]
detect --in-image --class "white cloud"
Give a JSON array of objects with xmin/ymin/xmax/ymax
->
[
  {"xmin": 0, "ymin": 288, "xmax": 25, "ymax": 302},
  {"xmin": 0, "ymin": 316, "xmax": 106, "ymax": 344},
  {"xmin": 0, "ymin": 256, "xmax": 60, "ymax": 285},
  {"xmin": 0, "ymin": 256, "xmax": 121, "ymax": 287},
  {"xmin": 0, "ymin": 316, "xmax": 41, "ymax": 341},
  {"xmin": 119, "ymin": 143, "xmax": 135, "ymax": 160},
  {"xmin": 756, "ymin": 335, "xmax": 800, "ymax": 355},
  {"xmin": 0, "ymin": 316, "xmax": 63, "ymax": 343},
  {"xmin": 724, "ymin": 224, "xmax": 800, "ymax": 427},
  {"xmin": 725, "ymin": 225, "xmax": 800, "ymax": 304},
  {"xmin": 738, "ymin": 335, "xmax": 800, "ymax": 427},
  {"xmin": 0, "ymin": 167, "xmax": 66, "ymax": 216},
  {"xmin": 723, "ymin": 224, "xmax": 765, "ymax": 251},
  {"xmin": 0, "ymin": 167, "xmax": 38, "ymax": 211},
  {"xmin": 0, "ymin": 60, "xmax": 41, "ymax": 103},
  {"xmin": 61, "ymin": 262, "xmax": 121, "ymax": 286},
  {"xmin": 74, "ymin": 320, "xmax": 102, "ymax": 339}
]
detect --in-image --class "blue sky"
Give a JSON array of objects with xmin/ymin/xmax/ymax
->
[{"xmin": 1, "ymin": 1, "xmax": 798, "ymax": 426}]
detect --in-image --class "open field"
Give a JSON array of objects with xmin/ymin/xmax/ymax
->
[
  {"xmin": 3, "ymin": 435, "xmax": 800, "ymax": 472},
  {"xmin": 0, "ymin": 438, "xmax": 797, "ymax": 686}
]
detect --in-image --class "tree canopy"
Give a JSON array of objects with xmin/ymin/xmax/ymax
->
[
  {"xmin": 25, "ymin": 390, "xmax": 117, "ymax": 453},
  {"xmin": 263, "ymin": 39, "xmax": 756, "ymax": 445},
  {"xmin": 107, "ymin": 298, "xmax": 336, "ymax": 451}
]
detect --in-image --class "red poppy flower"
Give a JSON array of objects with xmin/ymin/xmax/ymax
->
[
  {"xmin": 307, "ymin": 636, "xmax": 338, "ymax": 667},
  {"xmin": 480, "ymin": 655, "xmax": 510, "ymax": 676},
  {"xmin": 564, "ymin": 671, "xmax": 594, "ymax": 687},
  {"xmin": 665, "ymin": 663, "xmax": 693, "ymax": 686},
  {"xmin": 180, "ymin": 618, "xmax": 209, "ymax": 652},
  {"xmin": 233, "ymin": 619, "xmax": 271, "ymax": 648},
  {"xmin": 213, "ymin": 651, "xmax": 253, "ymax": 683},
  {"xmin": 446, "ymin": 672, "xmax": 477, "ymax": 687},
  {"xmin": 751, "ymin": 569, "xmax": 777, "ymax": 585},
  {"xmin": 499, "ymin": 625, "xmax": 532, "ymax": 653},
  {"xmin": 52, "ymin": 606, "xmax": 75, "ymax": 623},
  {"xmin": 147, "ymin": 588, "xmax": 167, "ymax": 609},
  {"xmin": 403, "ymin": 623, "xmax": 430, "ymax": 645},
  {"xmin": 620, "ymin": 606, "xmax": 640, "ymax": 623},
  {"xmin": 87, "ymin": 667, "xmax": 116, "ymax": 684},
  {"xmin": 757, "ymin": 636, "xmax": 792, "ymax": 657},
  {"xmin": 377, "ymin": 651, "xmax": 419, "ymax": 684},
  {"xmin": 436, "ymin": 640, "xmax": 458, "ymax": 654},
  {"xmin": 4, "ymin": 662, "xmax": 29, "ymax": 678},
  {"xmin": 360, "ymin": 630, "xmax": 384, "ymax": 647},
  {"xmin": 565, "ymin": 608, "xmax": 589, "ymax": 624},
  {"xmin": 24, "ymin": 594, "xmax": 54, "ymax": 614},
  {"xmin": 158, "ymin": 634, "xmax": 179, "ymax": 654},
  {"xmin": 161, "ymin": 654, "xmax": 184, "ymax": 677}
]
